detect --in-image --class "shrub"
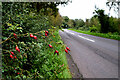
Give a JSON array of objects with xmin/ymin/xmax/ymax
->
[{"xmin": 89, "ymin": 25, "xmax": 98, "ymax": 32}]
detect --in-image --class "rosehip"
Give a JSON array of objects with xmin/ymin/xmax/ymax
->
[
  {"xmin": 65, "ymin": 49, "xmax": 68, "ymax": 53},
  {"xmin": 14, "ymin": 56, "xmax": 17, "ymax": 59},
  {"xmin": 49, "ymin": 44, "xmax": 52, "ymax": 48},
  {"xmin": 66, "ymin": 47, "xmax": 70, "ymax": 51},
  {"xmin": 10, "ymin": 54, "xmax": 14, "ymax": 59},
  {"xmin": 13, "ymin": 33, "xmax": 17, "ymax": 39},
  {"xmin": 54, "ymin": 50, "xmax": 59, "ymax": 55},
  {"xmin": 45, "ymin": 33, "xmax": 48, "ymax": 36},
  {"xmin": 45, "ymin": 31, "xmax": 48, "ymax": 33},
  {"xmin": 55, "ymin": 50, "xmax": 59, "ymax": 53},
  {"xmin": 18, "ymin": 49, "xmax": 20, "ymax": 53},
  {"xmin": 15, "ymin": 46, "xmax": 20, "ymax": 53},
  {"xmin": 13, "ymin": 33, "xmax": 17, "ymax": 36},
  {"xmin": 33, "ymin": 36, "xmax": 37, "ymax": 39},
  {"xmin": 10, "ymin": 52, "xmax": 14, "ymax": 55},
  {"xmin": 30, "ymin": 34, "xmax": 34, "ymax": 38},
  {"xmin": 15, "ymin": 46, "xmax": 19, "ymax": 50},
  {"xmin": 17, "ymin": 72, "xmax": 19, "ymax": 75}
]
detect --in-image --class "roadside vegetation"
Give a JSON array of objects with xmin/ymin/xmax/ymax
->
[
  {"xmin": 2, "ymin": 2, "xmax": 71, "ymax": 79},
  {"xmin": 69, "ymin": 28, "xmax": 120, "ymax": 40}
]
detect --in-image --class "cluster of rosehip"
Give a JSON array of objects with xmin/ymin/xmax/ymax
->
[
  {"xmin": 10, "ymin": 31, "xmax": 45, "ymax": 59},
  {"xmin": 10, "ymin": 46, "xmax": 20, "ymax": 59},
  {"xmin": 48, "ymin": 44, "xmax": 59, "ymax": 55},
  {"xmin": 10, "ymin": 33, "xmax": 21, "ymax": 59},
  {"xmin": 45, "ymin": 31, "xmax": 48, "ymax": 36},
  {"xmin": 49, "ymin": 44, "xmax": 70, "ymax": 55},
  {"xmin": 9, "ymin": 33, "xmax": 38, "ymax": 75},
  {"xmin": 10, "ymin": 46, "xmax": 21, "ymax": 74},
  {"xmin": 9, "ymin": 31, "xmax": 70, "ymax": 74},
  {"xmin": 30, "ymin": 34, "xmax": 37, "ymax": 39},
  {"xmin": 65, "ymin": 47, "xmax": 70, "ymax": 53}
]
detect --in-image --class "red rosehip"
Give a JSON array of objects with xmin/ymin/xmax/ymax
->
[
  {"xmin": 15, "ymin": 46, "xmax": 20, "ymax": 53},
  {"xmin": 54, "ymin": 50, "xmax": 59, "ymax": 55},
  {"xmin": 10, "ymin": 52, "xmax": 14, "ymax": 55},
  {"xmin": 65, "ymin": 49, "xmax": 68, "ymax": 53},
  {"xmin": 45, "ymin": 33, "xmax": 48, "ymax": 36},
  {"xmin": 55, "ymin": 50, "xmax": 59, "ymax": 53},
  {"xmin": 15, "ymin": 46, "xmax": 19, "ymax": 50},
  {"xmin": 66, "ymin": 47, "xmax": 70, "ymax": 51},
  {"xmin": 13, "ymin": 33, "xmax": 17, "ymax": 39},
  {"xmin": 49, "ymin": 44, "xmax": 52, "ymax": 48},
  {"xmin": 30, "ymin": 34, "xmax": 34, "ymax": 38},
  {"xmin": 33, "ymin": 36, "xmax": 37, "ymax": 39},
  {"xmin": 18, "ymin": 49, "xmax": 20, "ymax": 53},
  {"xmin": 14, "ymin": 56, "xmax": 17, "ymax": 59},
  {"xmin": 45, "ymin": 31, "xmax": 48, "ymax": 33},
  {"xmin": 10, "ymin": 54, "xmax": 14, "ymax": 59},
  {"xmin": 13, "ymin": 33, "xmax": 17, "ymax": 36},
  {"xmin": 17, "ymin": 72, "xmax": 19, "ymax": 75}
]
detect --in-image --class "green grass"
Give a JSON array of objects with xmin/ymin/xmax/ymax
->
[
  {"xmin": 40, "ymin": 29, "xmax": 72, "ymax": 78},
  {"xmin": 51, "ymin": 30, "xmax": 72, "ymax": 78},
  {"xmin": 68, "ymin": 28, "xmax": 120, "ymax": 40}
]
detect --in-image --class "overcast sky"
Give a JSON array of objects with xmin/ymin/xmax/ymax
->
[{"xmin": 57, "ymin": 0, "xmax": 118, "ymax": 21}]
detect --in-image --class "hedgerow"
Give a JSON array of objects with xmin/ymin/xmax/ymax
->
[{"xmin": 2, "ymin": 2, "xmax": 71, "ymax": 79}]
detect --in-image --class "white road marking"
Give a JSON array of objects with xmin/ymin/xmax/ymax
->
[
  {"xmin": 64, "ymin": 30, "xmax": 75, "ymax": 35},
  {"xmin": 63, "ymin": 29, "xmax": 95, "ymax": 42},
  {"xmin": 70, "ymin": 33, "xmax": 75, "ymax": 35},
  {"xmin": 78, "ymin": 35, "xmax": 95, "ymax": 42}
]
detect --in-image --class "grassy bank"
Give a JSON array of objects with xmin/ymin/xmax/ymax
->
[
  {"xmin": 50, "ymin": 30, "xmax": 72, "ymax": 78},
  {"xmin": 34, "ymin": 29, "xmax": 72, "ymax": 78},
  {"xmin": 68, "ymin": 28, "xmax": 120, "ymax": 40}
]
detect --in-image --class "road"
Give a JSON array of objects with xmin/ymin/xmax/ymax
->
[{"xmin": 59, "ymin": 29, "xmax": 119, "ymax": 78}]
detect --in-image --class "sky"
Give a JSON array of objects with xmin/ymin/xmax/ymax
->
[{"xmin": 57, "ymin": 0, "xmax": 118, "ymax": 21}]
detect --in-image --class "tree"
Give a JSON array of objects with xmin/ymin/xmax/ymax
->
[
  {"xmin": 94, "ymin": 9, "xmax": 110, "ymax": 33},
  {"xmin": 63, "ymin": 16, "xmax": 69, "ymax": 22},
  {"xmin": 73, "ymin": 19, "xmax": 85, "ymax": 29},
  {"xmin": 62, "ymin": 16, "xmax": 69, "ymax": 28},
  {"xmin": 67, "ymin": 19, "xmax": 74, "ymax": 28}
]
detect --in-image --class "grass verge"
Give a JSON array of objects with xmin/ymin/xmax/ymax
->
[
  {"xmin": 68, "ymin": 28, "xmax": 120, "ymax": 40},
  {"xmin": 51, "ymin": 30, "xmax": 72, "ymax": 78},
  {"xmin": 39, "ymin": 29, "xmax": 72, "ymax": 78}
]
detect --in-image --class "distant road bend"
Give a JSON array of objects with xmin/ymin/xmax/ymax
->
[{"xmin": 59, "ymin": 29, "xmax": 119, "ymax": 78}]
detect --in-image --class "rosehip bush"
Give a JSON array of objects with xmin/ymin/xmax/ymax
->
[{"xmin": 2, "ymin": 2, "xmax": 71, "ymax": 79}]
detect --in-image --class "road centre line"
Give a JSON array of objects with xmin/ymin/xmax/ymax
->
[
  {"xmin": 64, "ymin": 29, "xmax": 95, "ymax": 42},
  {"xmin": 78, "ymin": 35, "xmax": 95, "ymax": 42}
]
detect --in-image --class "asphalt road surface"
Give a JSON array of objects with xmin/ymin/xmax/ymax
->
[{"xmin": 59, "ymin": 29, "xmax": 119, "ymax": 78}]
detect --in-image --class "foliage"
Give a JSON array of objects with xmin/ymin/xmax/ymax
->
[
  {"xmin": 93, "ymin": 9, "xmax": 119, "ymax": 34},
  {"xmin": 89, "ymin": 25, "xmax": 98, "ymax": 32},
  {"xmin": 49, "ymin": 12, "xmax": 63, "ymax": 27},
  {"xmin": 94, "ymin": 9, "xmax": 110, "ymax": 33},
  {"xmin": 67, "ymin": 19, "xmax": 74, "ymax": 28},
  {"xmin": 108, "ymin": 17, "xmax": 120, "ymax": 33},
  {"xmin": 2, "ymin": 2, "xmax": 71, "ymax": 79},
  {"xmin": 62, "ymin": 17, "xmax": 85, "ymax": 29},
  {"xmin": 74, "ymin": 19, "xmax": 85, "ymax": 29},
  {"xmin": 61, "ymin": 16, "xmax": 69, "ymax": 28}
]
